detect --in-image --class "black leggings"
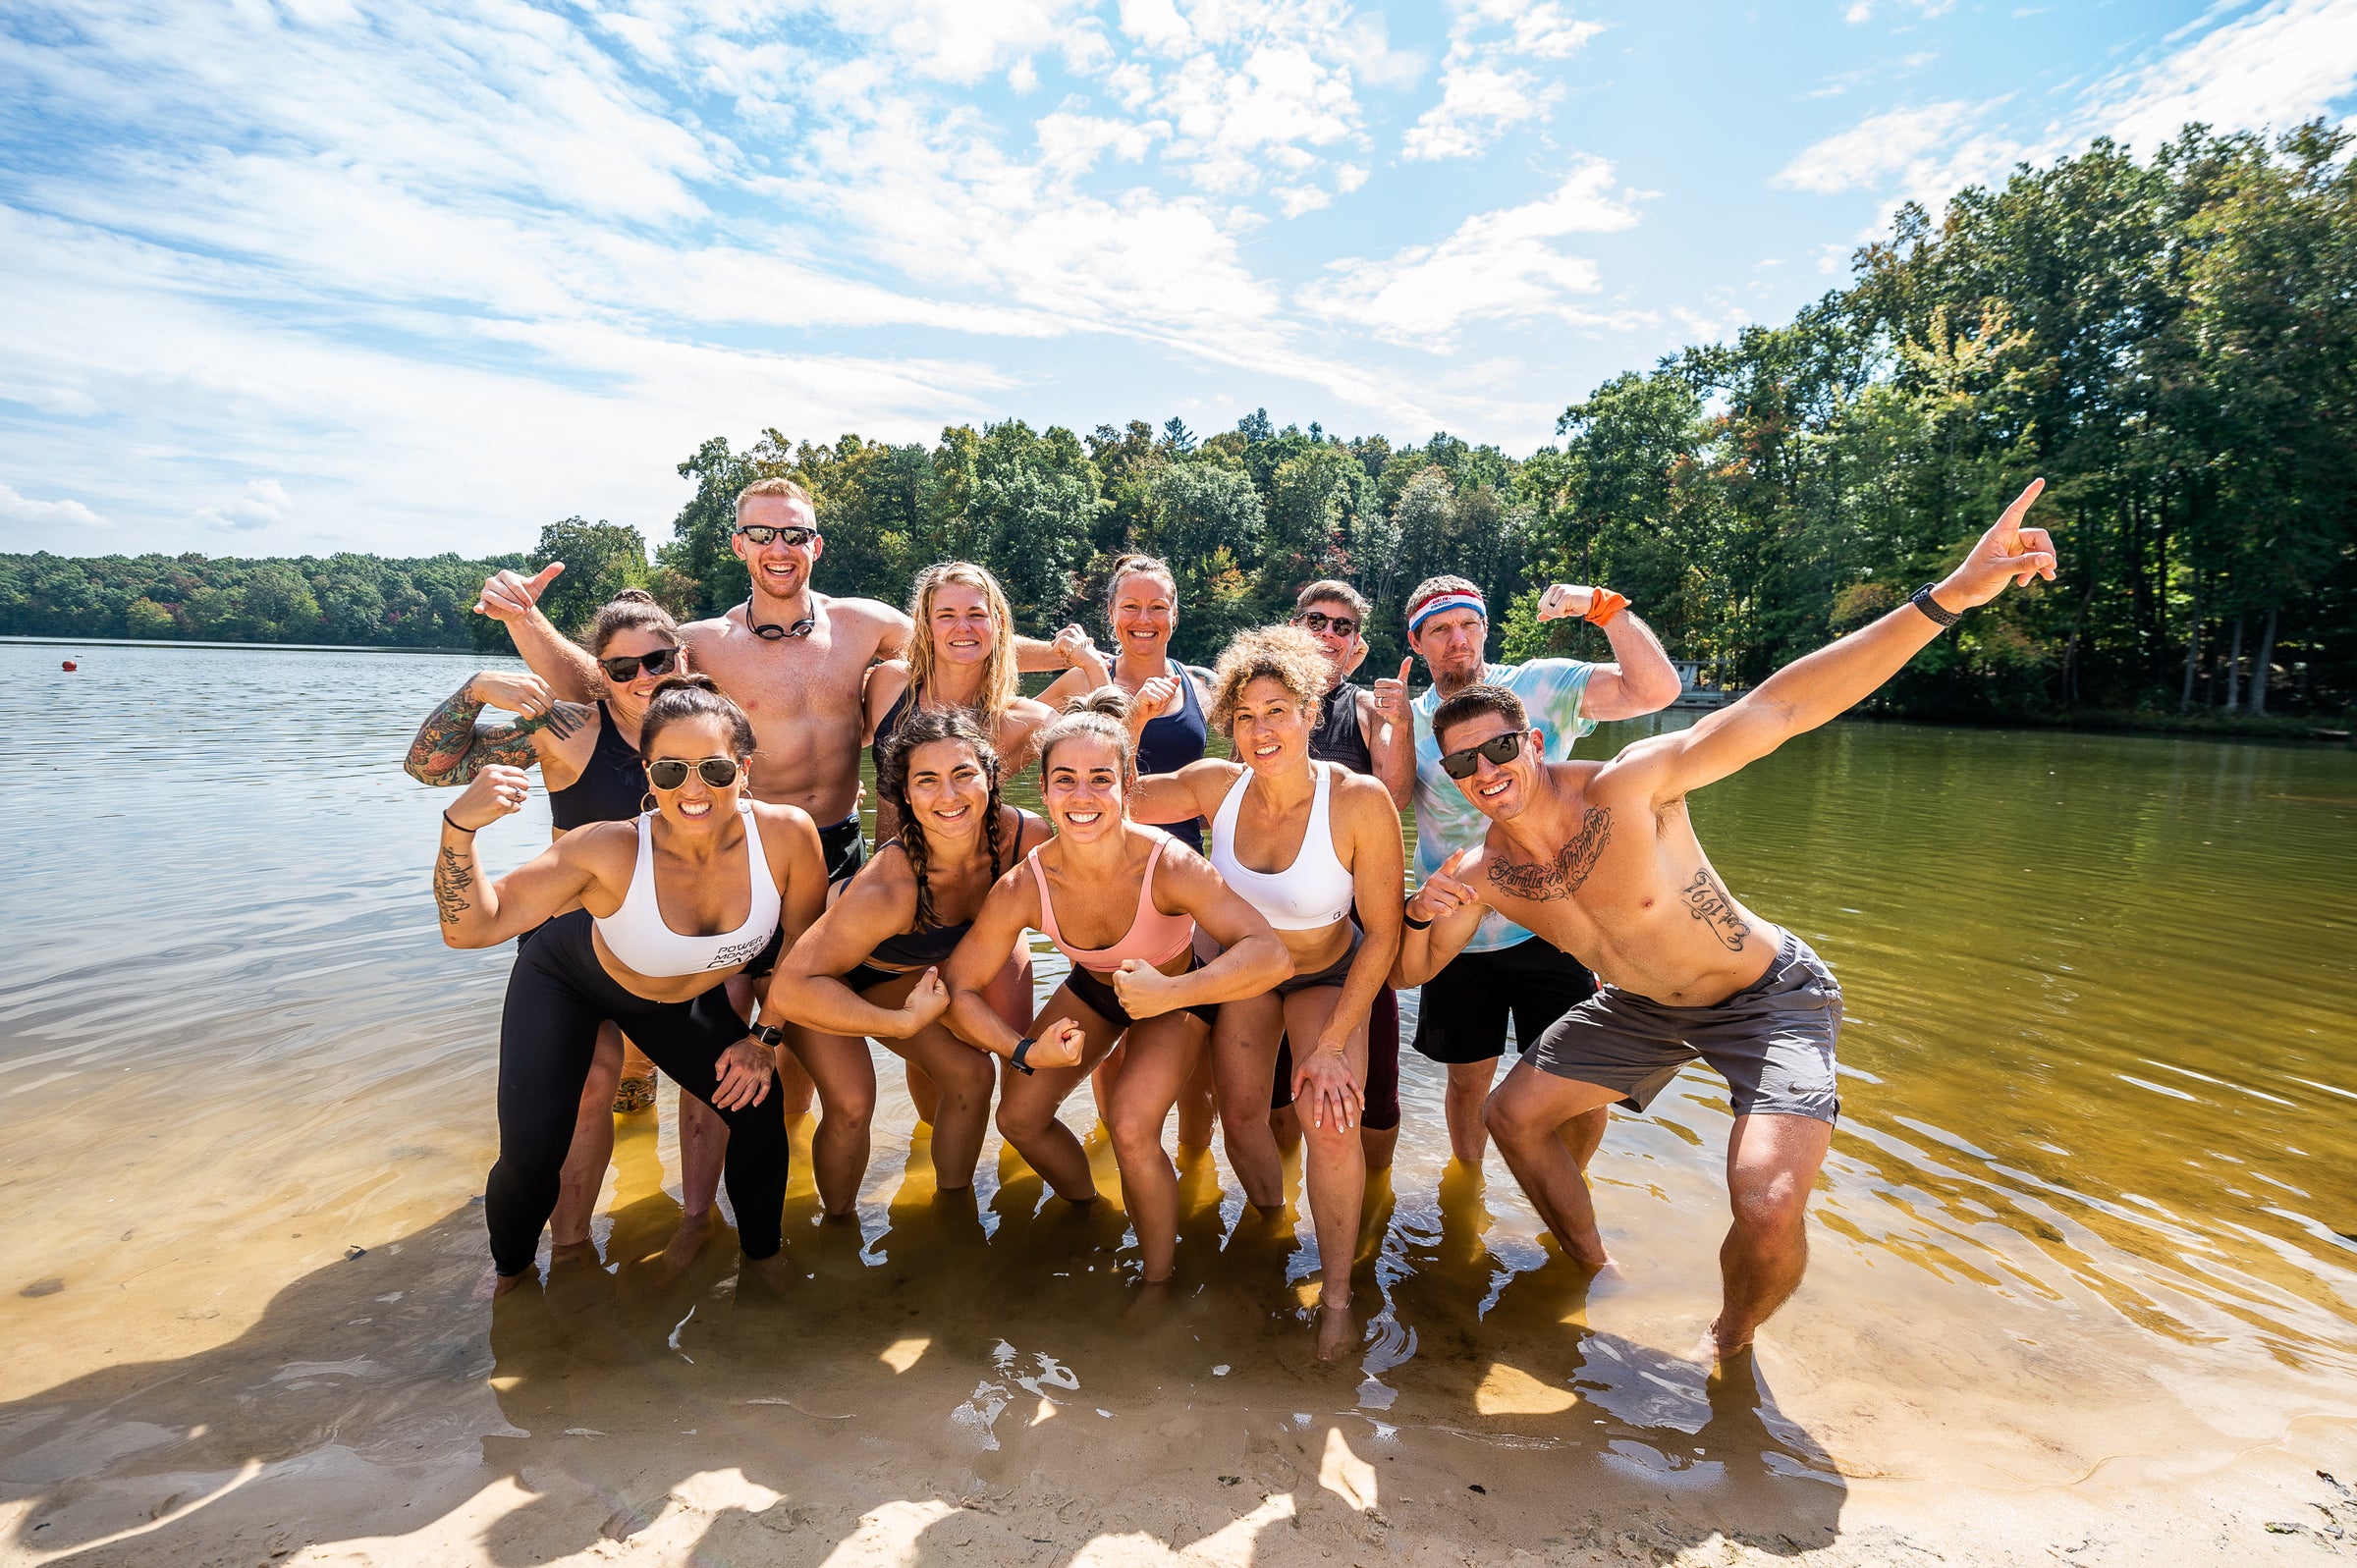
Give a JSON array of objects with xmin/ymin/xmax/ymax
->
[
  {"xmin": 1271, "ymin": 984, "xmax": 1402, "ymax": 1131},
  {"xmin": 488, "ymin": 910, "xmax": 791, "ymax": 1276}
]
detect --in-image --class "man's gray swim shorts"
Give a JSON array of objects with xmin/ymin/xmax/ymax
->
[{"xmin": 1524, "ymin": 929, "xmax": 1842, "ymax": 1123}]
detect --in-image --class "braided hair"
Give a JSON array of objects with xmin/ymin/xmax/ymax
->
[{"xmin": 877, "ymin": 706, "xmax": 1008, "ymax": 933}]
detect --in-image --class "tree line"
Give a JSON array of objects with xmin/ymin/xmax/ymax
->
[{"xmin": 10, "ymin": 124, "xmax": 2348, "ymax": 721}]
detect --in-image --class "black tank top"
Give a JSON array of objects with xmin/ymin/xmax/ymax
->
[
  {"xmin": 1309, "ymin": 683, "xmax": 1374, "ymax": 775},
  {"xmin": 549, "ymin": 701, "xmax": 644, "ymax": 830},
  {"xmin": 871, "ymin": 681, "xmax": 914, "ymax": 779},
  {"xmin": 1135, "ymin": 661, "xmax": 1208, "ymax": 851}
]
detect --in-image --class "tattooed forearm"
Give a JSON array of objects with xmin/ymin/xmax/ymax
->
[
  {"xmin": 1488, "ymin": 807, "xmax": 1612, "ymax": 901},
  {"xmin": 1678, "ymin": 868, "xmax": 1750, "ymax": 950},
  {"xmin": 404, "ymin": 682, "xmax": 486, "ymax": 784},
  {"xmin": 433, "ymin": 845, "xmax": 476, "ymax": 927}
]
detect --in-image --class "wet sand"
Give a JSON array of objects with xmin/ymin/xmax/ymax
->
[{"xmin": 2, "ymin": 644, "xmax": 2353, "ymax": 1564}]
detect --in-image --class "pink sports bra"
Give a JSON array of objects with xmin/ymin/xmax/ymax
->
[{"xmin": 1027, "ymin": 834, "xmax": 1195, "ymax": 972}]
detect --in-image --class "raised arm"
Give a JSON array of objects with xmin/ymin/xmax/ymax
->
[
  {"xmin": 1391, "ymin": 845, "xmax": 1488, "ymax": 988},
  {"xmin": 1538, "ymin": 585, "xmax": 1680, "ymax": 721},
  {"xmin": 1613, "ymin": 480, "xmax": 2055, "ymax": 803},
  {"xmin": 1109, "ymin": 850, "xmax": 1291, "ymax": 1018},
  {"xmin": 475, "ymin": 564, "xmax": 602, "ymax": 704},
  {"xmin": 432, "ymin": 767, "xmax": 599, "ymax": 947},
  {"xmin": 1015, "ymin": 624, "xmax": 1109, "ymax": 683},
  {"xmin": 763, "ymin": 859, "xmax": 943, "ymax": 1040},
  {"xmin": 403, "ymin": 672, "xmax": 588, "ymax": 785},
  {"xmin": 943, "ymin": 868, "xmax": 1086, "ymax": 1069},
  {"xmin": 1367, "ymin": 663, "xmax": 1415, "ymax": 809}
]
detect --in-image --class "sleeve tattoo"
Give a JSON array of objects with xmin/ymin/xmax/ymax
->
[
  {"xmin": 433, "ymin": 845, "xmax": 476, "ymax": 926},
  {"xmin": 403, "ymin": 684, "xmax": 587, "ymax": 786}
]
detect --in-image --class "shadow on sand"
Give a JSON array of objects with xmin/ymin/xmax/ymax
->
[{"xmin": 0, "ymin": 1129, "xmax": 1845, "ymax": 1565}]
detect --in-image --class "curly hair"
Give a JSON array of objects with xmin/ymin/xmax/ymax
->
[
  {"xmin": 641, "ymin": 674, "xmax": 755, "ymax": 757},
  {"xmin": 1035, "ymin": 686, "xmax": 1137, "ymax": 783},
  {"xmin": 1207, "ymin": 624, "xmax": 1328, "ymax": 732},
  {"xmin": 904, "ymin": 562, "xmax": 1017, "ymax": 725},
  {"xmin": 877, "ymin": 706, "xmax": 1008, "ymax": 933}
]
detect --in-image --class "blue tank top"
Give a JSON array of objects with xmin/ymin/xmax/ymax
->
[
  {"xmin": 1135, "ymin": 659, "xmax": 1207, "ymax": 852},
  {"xmin": 549, "ymin": 702, "xmax": 644, "ymax": 831}
]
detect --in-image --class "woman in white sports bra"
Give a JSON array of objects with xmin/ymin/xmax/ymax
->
[
  {"xmin": 1130, "ymin": 626, "xmax": 1405, "ymax": 1358},
  {"xmin": 432, "ymin": 675, "xmax": 828, "ymax": 1295},
  {"xmin": 943, "ymin": 688, "xmax": 1290, "ymax": 1288}
]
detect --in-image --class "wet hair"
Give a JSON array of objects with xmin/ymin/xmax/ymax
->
[
  {"xmin": 641, "ymin": 674, "xmax": 755, "ymax": 759},
  {"xmin": 905, "ymin": 562, "xmax": 1017, "ymax": 723},
  {"xmin": 878, "ymin": 707, "xmax": 1009, "ymax": 933},
  {"xmin": 1294, "ymin": 578, "xmax": 1370, "ymax": 619},
  {"xmin": 1431, "ymin": 682, "xmax": 1529, "ymax": 750},
  {"xmin": 734, "ymin": 475, "xmax": 814, "ymax": 522},
  {"xmin": 1104, "ymin": 553, "xmax": 1178, "ymax": 618},
  {"xmin": 1404, "ymin": 574, "xmax": 1484, "ymax": 627},
  {"xmin": 586, "ymin": 587, "xmax": 679, "ymax": 656},
  {"xmin": 1208, "ymin": 624, "xmax": 1328, "ymax": 733},
  {"xmin": 1036, "ymin": 686, "xmax": 1137, "ymax": 783}
]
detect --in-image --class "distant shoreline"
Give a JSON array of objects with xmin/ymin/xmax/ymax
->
[{"xmin": 2, "ymin": 634, "xmax": 476, "ymax": 656}]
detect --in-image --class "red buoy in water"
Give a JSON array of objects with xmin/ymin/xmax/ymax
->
[{"xmin": 62, "ymin": 660, "xmax": 77, "ymax": 672}]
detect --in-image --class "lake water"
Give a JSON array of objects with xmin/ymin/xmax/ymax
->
[{"xmin": 1, "ymin": 639, "xmax": 2351, "ymax": 1562}]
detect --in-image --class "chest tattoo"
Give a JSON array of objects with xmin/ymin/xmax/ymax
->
[
  {"xmin": 1679, "ymin": 868, "xmax": 1749, "ymax": 950},
  {"xmin": 1488, "ymin": 808, "xmax": 1612, "ymax": 902}
]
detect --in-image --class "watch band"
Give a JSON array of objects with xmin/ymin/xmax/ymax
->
[
  {"xmin": 1011, "ymin": 1036, "xmax": 1037, "ymax": 1075},
  {"xmin": 1402, "ymin": 907, "xmax": 1433, "ymax": 931},
  {"xmin": 1909, "ymin": 583, "xmax": 1961, "ymax": 628},
  {"xmin": 747, "ymin": 1021, "xmax": 787, "ymax": 1049}
]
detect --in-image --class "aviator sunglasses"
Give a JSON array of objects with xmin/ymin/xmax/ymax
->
[
  {"xmin": 597, "ymin": 646, "xmax": 680, "ymax": 681},
  {"xmin": 1293, "ymin": 609, "xmax": 1358, "ymax": 638},
  {"xmin": 735, "ymin": 523, "xmax": 816, "ymax": 548},
  {"xmin": 644, "ymin": 756, "xmax": 741, "ymax": 790},
  {"xmin": 1437, "ymin": 730, "xmax": 1527, "ymax": 780}
]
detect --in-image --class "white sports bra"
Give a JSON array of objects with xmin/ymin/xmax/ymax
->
[
  {"xmin": 1208, "ymin": 762, "xmax": 1355, "ymax": 931},
  {"xmin": 593, "ymin": 806, "xmax": 782, "ymax": 977}
]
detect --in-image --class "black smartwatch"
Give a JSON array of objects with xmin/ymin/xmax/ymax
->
[
  {"xmin": 747, "ymin": 1021, "xmax": 787, "ymax": 1049},
  {"xmin": 1010, "ymin": 1036, "xmax": 1038, "ymax": 1075},
  {"xmin": 1909, "ymin": 583, "xmax": 1961, "ymax": 628}
]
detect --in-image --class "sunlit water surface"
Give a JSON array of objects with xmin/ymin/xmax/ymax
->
[{"xmin": 1, "ymin": 640, "xmax": 2352, "ymax": 1548}]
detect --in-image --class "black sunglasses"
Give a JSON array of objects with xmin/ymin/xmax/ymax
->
[
  {"xmin": 736, "ymin": 523, "xmax": 816, "ymax": 547},
  {"xmin": 1295, "ymin": 610, "xmax": 1358, "ymax": 638},
  {"xmin": 598, "ymin": 646, "xmax": 679, "ymax": 681},
  {"xmin": 738, "ymin": 599, "xmax": 816, "ymax": 640},
  {"xmin": 1437, "ymin": 730, "xmax": 1526, "ymax": 780},
  {"xmin": 645, "ymin": 756, "xmax": 741, "ymax": 790}
]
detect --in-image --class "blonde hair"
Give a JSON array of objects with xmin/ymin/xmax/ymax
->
[
  {"xmin": 1208, "ymin": 624, "xmax": 1328, "ymax": 732},
  {"xmin": 905, "ymin": 562, "xmax": 1017, "ymax": 723},
  {"xmin": 734, "ymin": 476, "xmax": 814, "ymax": 521},
  {"xmin": 1036, "ymin": 687, "xmax": 1138, "ymax": 782},
  {"xmin": 1104, "ymin": 553, "xmax": 1178, "ymax": 617}
]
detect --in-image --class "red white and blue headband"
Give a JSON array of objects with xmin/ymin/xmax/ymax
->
[{"xmin": 1407, "ymin": 590, "xmax": 1485, "ymax": 634}]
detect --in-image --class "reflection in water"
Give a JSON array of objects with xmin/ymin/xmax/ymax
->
[{"xmin": 0, "ymin": 642, "xmax": 2353, "ymax": 1561}]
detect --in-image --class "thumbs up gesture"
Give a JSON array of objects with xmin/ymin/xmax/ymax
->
[
  {"xmin": 1407, "ymin": 847, "xmax": 1479, "ymax": 925},
  {"xmin": 1373, "ymin": 658, "xmax": 1412, "ymax": 719},
  {"xmin": 475, "ymin": 563, "xmax": 565, "ymax": 624}
]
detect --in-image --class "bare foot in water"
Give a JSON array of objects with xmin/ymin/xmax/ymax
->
[
  {"xmin": 1316, "ymin": 1297, "xmax": 1356, "ymax": 1362},
  {"xmin": 655, "ymin": 1208, "xmax": 717, "ymax": 1282},
  {"xmin": 1694, "ymin": 1319, "xmax": 1753, "ymax": 1365},
  {"xmin": 549, "ymin": 1239, "xmax": 599, "ymax": 1272},
  {"xmin": 740, "ymin": 1252, "xmax": 797, "ymax": 1295},
  {"xmin": 479, "ymin": 1265, "xmax": 533, "ymax": 1300}
]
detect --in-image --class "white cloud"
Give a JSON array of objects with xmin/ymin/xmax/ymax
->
[
  {"xmin": 1300, "ymin": 157, "xmax": 1643, "ymax": 347},
  {"xmin": 0, "ymin": 484, "xmax": 111, "ymax": 534},
  {"xmin": 194, "ymin": 479, "xmax": 295, "ymax": 532},
  {"xmin": 1773, "ymin": 100, "xmax": 2010, "ymax": 198},
  {"xmin": 1403, "ymin": 0, "xmax": 1601, "ymax": 162}
]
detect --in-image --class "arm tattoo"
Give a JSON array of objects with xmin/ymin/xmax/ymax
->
[
  {"xmin": 405, "ymin": 692, "xmax": 583, "ymax": 786},
  {"xmin": 433, "ymin": 845, "xmax": 476, "ymax": 926},
  {"xmin": 404, "ymin": 682, "xmax": 485, "ymax": 785},
  {"xmin": 1678, "ymin": 868, "xmax": 1749, "ymax": 951},
  {"xmin": 1487, "ymin": 808, "xmax": 1612, "ymax": 901}
]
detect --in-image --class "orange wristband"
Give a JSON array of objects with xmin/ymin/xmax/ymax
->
[{"xmin": 1584, "ymin": 589, "xmax": 1629, "ymax": 626}]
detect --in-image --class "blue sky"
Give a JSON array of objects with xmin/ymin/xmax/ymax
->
[{"xmin": 4, "ymin": 0, "xmax": 2354, "ymax": 559}]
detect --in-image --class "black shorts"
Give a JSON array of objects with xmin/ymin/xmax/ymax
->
[
  {"xmin": 1410, "ymin": 933, "xmax": 1596, "ymax": 1065},
  {"xmin": 1271, "ymin": 984, "xmax": 1401, "ymax": 1131},
  {"xmin": 1062, "ymin": 956, "xmax": 1219, "ymax": 1031},
  {"xmin": 817, "ymin": 814, "xmax": 867, "ymax": 887}
]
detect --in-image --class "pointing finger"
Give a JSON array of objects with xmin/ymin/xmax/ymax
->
[{"xmin": 1438, "ymin": 846, "xmax": 1470, "ymax": 878}]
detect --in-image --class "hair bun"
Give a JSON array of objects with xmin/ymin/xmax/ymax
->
[
  {"xmin": 1068, "ymin": 685, "xmax": 1133, "ymax": 721},
  {"xmin": 650, "ymin": 673, "xmax": 721, "ymax": 698},
  {"xmin": 608, "ymin": 586, "xmax": 656, "ymax": 605}
]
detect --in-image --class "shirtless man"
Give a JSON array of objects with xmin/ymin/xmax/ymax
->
[
  {"xmin": 1395, "ymin": 482, "xmax": 2056, "ymax": 1359},
  {"xmin": 479, "ymin": 477, "xmax": 1095, "ymax": 1218}
]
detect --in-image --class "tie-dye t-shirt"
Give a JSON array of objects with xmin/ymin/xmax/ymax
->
[{"xmin": 1411, "ymin": 659, "xmax": 1598, "ymax": 954}]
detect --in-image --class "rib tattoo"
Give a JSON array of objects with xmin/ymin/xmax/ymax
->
[
  {"xmin": 433, "ymin": 845, "xmax": 476, "ymax": 927},
  {"xmin": 1678, "ymin": 867, "xmax": 1749, "ymax": 950},
  {"xmin": 1487, "ymin": 807, "xmax": 1612, "ymax": 901}
]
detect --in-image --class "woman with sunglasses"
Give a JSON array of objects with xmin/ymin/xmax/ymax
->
[
  {"xmin": 433, "ymin": 675, "xmax": 827, "ymax": 1295},
  {"xmin": 943, "ymin": 690, "xmax": 1290, "ymax": 1286},
  {"xmin": 405, "ymin": 588, "xmax": 730, "ymax": 1269},
  {"xmin": 765, "ymin": 708, "xmax": 1050, "ymax": 1191},
  {"xmin": 1126, "ymin": 627, "xmax": 1405, "ymax": 1357}
]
